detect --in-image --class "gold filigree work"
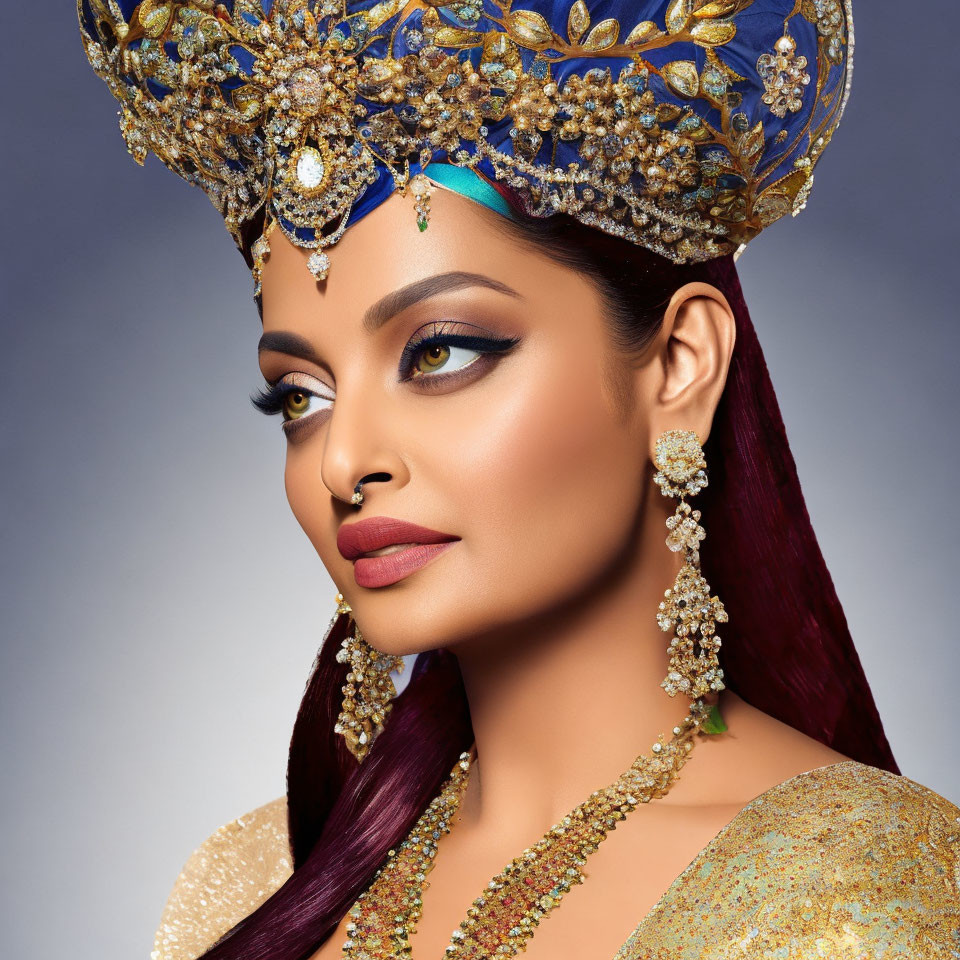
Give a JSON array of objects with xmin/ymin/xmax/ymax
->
[
  {"xmin": 77, "ymin": 0, "xmax": 854, "ymax": 291},
  {"xmin": 150, "ymin": 764, "xmax": 960, "ymax": 960}
]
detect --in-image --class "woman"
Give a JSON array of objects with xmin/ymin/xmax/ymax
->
[{"xmin": 78, "ymin": 1, "xmax": 958, "ymax": 958}]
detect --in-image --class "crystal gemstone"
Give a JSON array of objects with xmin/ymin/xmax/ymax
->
[
  {"xmin": 289, "ymin": 67, "xmax": 324, "ymax": 115},
  {"xmin": 307, "ymin": 251, "xmax": 330, "ymax": 279},
  {"xmin": 296, "ymin": 147, "xmax": 326, "ymax": 190}
]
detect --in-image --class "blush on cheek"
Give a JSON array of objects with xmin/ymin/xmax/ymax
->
[
  {"xmin": 449, "ymin": 353, "xmax": 634, "ymax": 603},
  {"xmin": 468, "ymin": 340, "xmax": 618, "ymax": 504},
  {"xmin": 510, "ymin": 351, "xmax": 623, "ymax": 493}
]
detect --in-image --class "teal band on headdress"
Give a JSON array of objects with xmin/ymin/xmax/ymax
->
[{"xmin": 422, "ymin": 163, "xmax": 516, "ymax": 221}]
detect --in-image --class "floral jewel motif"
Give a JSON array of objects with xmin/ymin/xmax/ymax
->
[
  {"xmin": 657, "ymin": 561, "xmax": 727, "ymax": 699},
  {"xmin": 653, "ymin": 428, "xmax": 726, "ymax": 707},
  {"xmin": 77, "ymin": 0, "xmax": 853, "ymax": 292},
  {"xmin": 653, "ymin": 428, "xmax": 708, "ymax": 498},
  {"xmin": 665, "ymin": 500, "xmax": 706, "ymax": 557},
  {"xmin": 757, "ymin": 34, "xmax": 810, "ymax": 119}
]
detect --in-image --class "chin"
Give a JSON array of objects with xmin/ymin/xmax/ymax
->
[{"xmin": 347, "ymin": 581, "xmax": 498, "ymax": 658}]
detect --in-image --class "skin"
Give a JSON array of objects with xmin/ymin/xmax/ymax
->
[{"xmin": 258, "ymin": 184, "xmax": 849, "ymax": 960}]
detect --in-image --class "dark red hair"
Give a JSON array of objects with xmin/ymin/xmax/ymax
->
[{"xmin": 200, "ymin": 183, "xmax": 897, "ymax": 960}]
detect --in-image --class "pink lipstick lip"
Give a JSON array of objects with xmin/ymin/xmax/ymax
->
[
  {"xmin": 353, "ymin": 541, "xmax": 457, "ymax": 589},
  {"xmin": 337, "ymin": 516, "xmax": 460, "ymax": 563}
]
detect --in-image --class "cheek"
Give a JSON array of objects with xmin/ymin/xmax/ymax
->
[
  {"xmin": 439, "ymin": 342, "xmax": 644, "ymax": 619},
  {"xmin": 283, "ymin": 445, "xmax": 336, "ymax": 566}
]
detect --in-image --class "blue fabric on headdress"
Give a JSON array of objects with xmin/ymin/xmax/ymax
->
[
  {"xmin": 327, "ymin": 0, "xmax": 851, "ymax": 253},
  {"xmin": 79, "ymin": 0, "xmax": 854, "ymax": 275},
  {"xmin": 341, "ymin": 161, "xmax": 398, "ymax": 231}
]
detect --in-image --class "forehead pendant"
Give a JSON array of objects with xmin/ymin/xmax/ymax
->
[{"xmin": 78, "ymin": 0, "xmax": 854, "ymax": 295}]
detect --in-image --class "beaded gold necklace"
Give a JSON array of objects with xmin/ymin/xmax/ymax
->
[{"xmin": 341, "ymin": 717, "xmax": 701, "ymax": 959}]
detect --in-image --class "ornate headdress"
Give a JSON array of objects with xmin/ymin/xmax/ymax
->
[{"xmin": 78, "ymin": 0, "xmax": 853, "ymax": 292}]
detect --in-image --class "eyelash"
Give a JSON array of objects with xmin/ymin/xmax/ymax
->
[
  {"xmin": 398, "ymin": 320, "xmax": 519, "ymax": 383},
  {"xmin": 249, "ymin": 381, "xmax": 313, "ymax": 418},
  {"xmin": 250, "ymin": 321, "xmax": 520, "ymax": 419}
]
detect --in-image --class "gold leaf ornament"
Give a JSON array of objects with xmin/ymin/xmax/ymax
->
[
  {"xmin": 137, "ymin": 1, "xmax": 172, "ymax": 38},
  {"xmin": 364, "ymin": 0, "xmax": 405, "ymax": 32},
  {"xmin": 689, "ymin": 19, "xmax": 737, "ymax": 45},
  {"xmin": 799, "ymin": 0, "xmax": 820, "ymax": 24},
  {"xmin": 662, "ymin": 60, "xmax": 700, "ymax": 99},
  {"xmin": 567, "ymin": 1, "xmax": 589, "ymax": 44},
  {"xmin": 624, "ymin": 20, "xmax": 661, "ymax": 46},
  {"xmin": 732, "ymin": 117, "xmax": 765, "ymax": 170},
  {"xmin": 232, "ymin": 86, "xmax": 263, "ymax": 121},
  {"xmin": 753, "ymin": 168, "xmax": 809, "ymax": 224},
  {"xmin": 434, "ymin": 26, "xmax": 484, "ymax": 47},
  {"xmin": 699, "ymin": 47, "xmax": 746, "ymax": 106},
  {"xmin": 656, "ymin": 103, "xmax": 685, "ymax": 124},
  {"xmin": 694, "ymin": 0, "xmax": 738, "ymax": 17},
  {"xmin": 507, "ymin": 9, "xmax": 554, "ymax": 49},
  {"xmin": 753, "ymin": 190, "xmax": 791, "ymax": 226},
  {"xmin": 666, "ymin": 0, "xmax": 692, "ymax": 35},
  {"xmin": 583, "ymin": 18, "xmax": 620, "ymax": 51},
  {"xmin": 481, "ymin": 31, "xmax": 522, "ymax": 97},
  {"xmin": 706, "ymin": 47, "xmax": 747, "ymax": 83}
]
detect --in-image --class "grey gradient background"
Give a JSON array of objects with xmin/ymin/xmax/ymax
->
[{"xmin": 3, "ymin": 3, "xmax": 959, "ymax": 958}]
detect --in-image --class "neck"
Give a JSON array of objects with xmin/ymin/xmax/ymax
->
[{"xmin": 452, "ymin": 493, "xmax": 694, "ymax": 834}]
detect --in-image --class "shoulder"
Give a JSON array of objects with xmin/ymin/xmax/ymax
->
[
  {"xmin": 730, "ymin": 763, "xmax": 960, "ymax": 914},
  {"xmin": 151, "ymin": 796, "xmax": 293, "ymax": 960},
  {"xmin": 744, "ymin": 763, "xmax": 960, "ymax": 948},
  {"xmin": 739, "ymin": 758, "xmax": 959, "ymax": 827},
  {"xmin": 639, "ymin": 762, "xmax": 960, "ymax": 958}
]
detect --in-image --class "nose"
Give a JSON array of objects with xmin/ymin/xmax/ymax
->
[{"xmin": 320, "ymin": 387, "xmax": 407, "ymax": 507}]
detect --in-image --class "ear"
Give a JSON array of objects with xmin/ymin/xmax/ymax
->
[{"xmin": 645, "ymin": 281, "xmax": 736, "ymax": 451}]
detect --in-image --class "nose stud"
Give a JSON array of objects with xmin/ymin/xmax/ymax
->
[{"xmin": 350, "ymin": 481, "xmax": 365, "ymax": 507}]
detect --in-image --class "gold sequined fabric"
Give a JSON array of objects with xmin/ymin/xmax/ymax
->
[
  {"xmin": 150, "ymin": 797, "xmax": 292, "ymax": 960},
  {"xmin": 151, "ymin": 762, "xmax": 960, "ymax": 960},
  {"xmin": 615, "ymin": 762, "xmax": 960, "ymax": 958}
]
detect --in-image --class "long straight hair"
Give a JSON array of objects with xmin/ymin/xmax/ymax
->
[{"xmin": 206, "ymin": 187, "xmax": 899, "ymax": 959}]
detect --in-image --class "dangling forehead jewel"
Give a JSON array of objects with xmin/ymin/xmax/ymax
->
[{"xmin": 77, "ymin": 0, "xmax": 853, "ymax": 296}]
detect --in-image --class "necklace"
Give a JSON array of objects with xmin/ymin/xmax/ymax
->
[{"xmin": 340, "ymin": 716, "xmax": 701, "ymax": 959}]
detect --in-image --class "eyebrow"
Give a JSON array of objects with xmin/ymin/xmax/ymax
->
[
  {"xmin": 257, "ymin": 270, "xmax": 523, "ymax": 360},
  {"xmin": 360, "ymin": 270, "xmax": 523, "ymax": 333}
]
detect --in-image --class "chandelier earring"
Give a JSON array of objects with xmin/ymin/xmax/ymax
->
[
  {"xmin": 332, "ymin": 592, "xmax": 404, "ymax": 762},
  {"xmin": 653, "ymin": 429, "xmax": 728, "ymax": 733}
]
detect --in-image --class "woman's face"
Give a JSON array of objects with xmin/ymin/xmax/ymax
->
[{"xmin": 258, "ymin": 187, "xmax": 659, "ymax": 655}]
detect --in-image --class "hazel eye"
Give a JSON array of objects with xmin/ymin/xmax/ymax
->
[
  {"xmin": 282, "ymin": 389, "xmax": 313, "ymax": 421},
  {"xmin": 251, "ymin": 374, "xmax": 335, "ymax": 431},
  {"xmin": 397, "ymin": 324, "xmax": 522, "ymax": 384},
  {"xmin": 410, "ymin": 342, "xmax": 480, "ymax": 377}
]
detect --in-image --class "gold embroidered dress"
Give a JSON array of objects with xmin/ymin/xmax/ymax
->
[
  {"xmin": 151, "ymin": 761, "xmax": 960, "ymax": 960},
  {"xmin": 77, "ymin": 4, "xmax": 959, "ymax": 957}
]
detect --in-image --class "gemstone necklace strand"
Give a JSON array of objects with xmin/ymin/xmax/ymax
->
[{"xmin": 340, "ymin": 716, "xmax": 702, "ymax": 959}]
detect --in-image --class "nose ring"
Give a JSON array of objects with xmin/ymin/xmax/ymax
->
[{"xmin": 350, "ymin": 481, "xmax": 365, "ymax": 507}]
